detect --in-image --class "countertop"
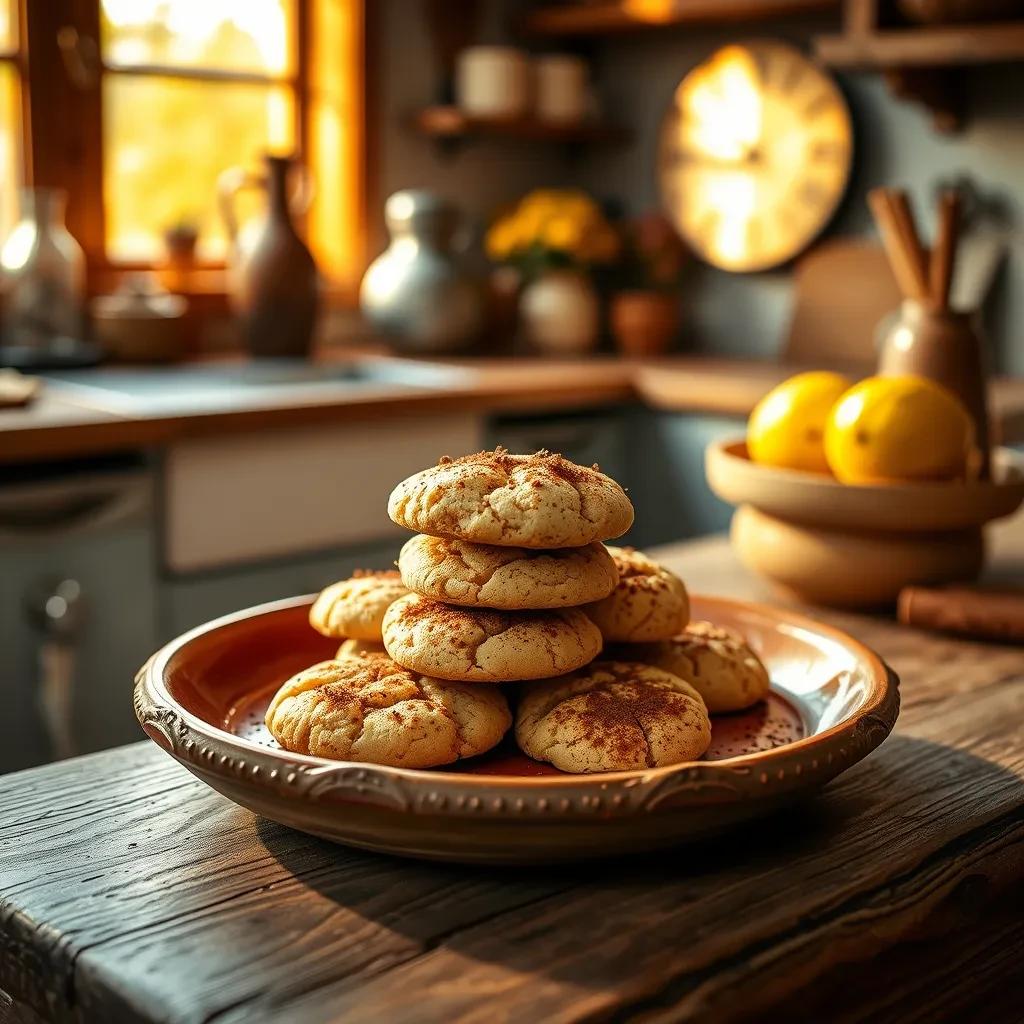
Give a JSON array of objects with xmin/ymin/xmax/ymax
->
[
  {"xmin": 3, "ymin": 351, "xmax": 1024, "ymax": 465},
  {"xmin": 2, "ymin": 516, "xmax": 1022, "ymax": 1023}
]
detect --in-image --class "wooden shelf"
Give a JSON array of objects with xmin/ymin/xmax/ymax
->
[
  {"xmin": 816, "ymin": 20, "xmax": 1024, "ymax": 67},
  {"xmin": 411, "ymin": 107, "xmax": 628, "ymax": 145},
  {"xmin": 523, "ymin": 0, "xmax": 838, "ymax": 36}
]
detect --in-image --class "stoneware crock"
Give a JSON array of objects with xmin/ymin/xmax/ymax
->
[{"xmin": 135, "ymin": 594, "xmax": 899, "ymax": 864}]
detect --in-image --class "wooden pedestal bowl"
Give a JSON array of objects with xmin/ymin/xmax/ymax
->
[
  {"xmin": 135, "ymin": 594, "xmax": 899, "ymax": 864},
  {"xmin": 706, "ymin": 439, "xmax": 1024, "ymax": 608}
]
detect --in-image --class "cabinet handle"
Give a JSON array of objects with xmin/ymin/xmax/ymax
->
[{"xmin": 26, "ymin": 579, "xmax": 83, "ymax": 761}]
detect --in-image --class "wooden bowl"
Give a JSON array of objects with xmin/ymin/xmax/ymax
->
[
  {"xmin": 134, "ymin": 595, "xmax": 899, "ymax": 864},
  {"xmin": 706, "ymin": 439, "xmax": 1024, "ymax": 607},
  {"xmin": 706, "ymin": 439, "xmax": 1024, "ymax": 533}
]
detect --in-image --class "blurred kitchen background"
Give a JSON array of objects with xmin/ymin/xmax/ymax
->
[{"xmin": 2, "ymin": 0, "xmax": 1023, "ymax": 773}]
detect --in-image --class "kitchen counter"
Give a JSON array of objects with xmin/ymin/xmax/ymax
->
[
  {"xmin": 2, "ymin": 515, "xmax": 1022, "ymax": 1023},
  {"xmin": 3, "ymin": 352, "xmax": 1024, "ymax": 464}
]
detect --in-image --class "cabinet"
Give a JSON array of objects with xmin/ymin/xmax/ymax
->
[
  {"xmin": 487, "ymin": 408, "xmax": 631, "ymax": 487},
  {"xmin": 625, "ymin": 410, "xmax": 743, "ymax": 548},
  {"xmin": 0, "ymin": 464, "xmax": 159, "ymax": 773},
  {"xmin": 160, "ymin": 539, "xmax": 403, "ymax": 639}
]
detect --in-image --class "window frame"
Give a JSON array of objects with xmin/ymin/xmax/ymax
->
[{"xmin": 16, "ymin": 0, "xmax": 369, "ymax": 306}]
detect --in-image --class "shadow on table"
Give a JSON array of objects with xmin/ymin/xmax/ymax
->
[{"xmin": 256, "ymin": 734, "xmax": 1022, "ymax": 991}]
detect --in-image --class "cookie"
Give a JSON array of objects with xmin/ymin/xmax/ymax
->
[
  {"xmin": 336, "ymin": 638, "xmax": 388, "ymax": 660},
  {"xmin": 583, "ymin": 547, "xmax": 689, "ymax": 642},
  {"xmin": 382, "ymin": 593, "xmax": 603, "ymax": 683},
  {"xmin": 265, "ymin": 657, "xmax": 511, "ymax": 768},
  {"xmin": 398, "ymin": 534, "xmax": 619, "ymax": 609},
  {"xmin": 388, "ymin": 448, "xmax": 634, "ymax": 549},
  {"xmin": 625, "ymin": 621, "xmax": 771, "ymax": 713},
  {"xmin": 515, "ymin": 661, "xmax": 711, "ymax": 773},
  {"xmin": 309, "ymin": 571, "xmax": 410, "ymax": 641}
]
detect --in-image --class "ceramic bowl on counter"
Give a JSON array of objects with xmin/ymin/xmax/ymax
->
[
  {"xmin": 706, "ymin": 438, "xmax": 1024, "ymax": 608},
  {"xmin": 91, "ymin": 273, "xmax": 188, "ymax": 363}
]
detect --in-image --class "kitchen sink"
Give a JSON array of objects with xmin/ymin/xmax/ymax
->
[{"xmin": 43, "ymin": 358, "xmax": 470, "ymax": 415}]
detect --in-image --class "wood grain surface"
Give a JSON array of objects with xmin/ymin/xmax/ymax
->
[{"xmin": 1, "ymin": 517, "xmax": 1023, "ymax": 1024}]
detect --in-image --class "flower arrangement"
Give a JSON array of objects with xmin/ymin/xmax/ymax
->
[{"xmin": 486, "ymin": 189, "xmax": 619, "ymax": 277}]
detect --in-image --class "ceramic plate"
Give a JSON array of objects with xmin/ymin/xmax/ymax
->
[{"xmin": 135, "ymin": 595, "xmax": 899, "ymax": 864}]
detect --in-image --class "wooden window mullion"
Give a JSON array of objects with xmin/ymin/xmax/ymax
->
[{"xmin": 22, "ymin": 0, "xmax": 105, "ymax": 275}]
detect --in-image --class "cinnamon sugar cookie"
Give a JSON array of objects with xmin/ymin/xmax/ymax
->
[
  {"xmin": 398, "ymin": 534, "xmax": 618, "ymax": 609},
  {"xmin": 626, "ymin": 621, "xmax": 771, "ymax": 713},
  {"xmin": 515, "ymin": 661, "xmax": 711, "ymax": 773},
  {"xmin": 583, "ymin": 547, "xmax": 689, "ymax": 642},
  {"xmin": 336, "ymin": 638, "xmax": 388, "ymax": 660},
  {"xmin": 382, "ymin": 593, "xmax": 602, "ymax": 683},
  {"xmin": 309, "ymin": 571, "xmax": 409, "ymax": 641},
  {"xmin": 266, "ymin": 657, "xmax": 511, "ymax": 767},
  {"xmin": 387, "ymin": 448, "xmax": 634, "ymax": 549}
]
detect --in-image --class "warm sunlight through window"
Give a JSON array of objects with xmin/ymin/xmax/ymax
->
[
  {"xmin": 89, "ymin": 0, "xmax": 365, "ymax": 295},
  {"xmin": 100, "ymin": 0, "xmax": 298, "ymax": 263},
  {"xmin": 0, "ymin": 0, "xmax": 21, "ymax": 240}
]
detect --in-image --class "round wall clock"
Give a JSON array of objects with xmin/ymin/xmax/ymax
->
[{"xmin": 658, "ymin": 41, "xmax": 853, "ymax": 273}]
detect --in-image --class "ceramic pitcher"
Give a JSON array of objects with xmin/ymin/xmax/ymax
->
[
  {"xmin": 218, "ymin": 153, "xmax": 318, "ymax": 358},
  {"xmin": 360, "ymin": 190, "xmax": 483, "ymax": 354}
]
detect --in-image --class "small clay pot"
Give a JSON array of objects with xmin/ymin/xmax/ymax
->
[{"xmin": 610, "ymin": 290, "xmax": 680, "ymax": 357}]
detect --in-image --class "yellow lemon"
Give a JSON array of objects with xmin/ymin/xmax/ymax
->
[
  {"xmin": 825, "ymin": 376, "xmax": 974, "ymax": 484},
  {"xmin": 747, "ymin": 371, "xmax": 852, "ymax": 473}
]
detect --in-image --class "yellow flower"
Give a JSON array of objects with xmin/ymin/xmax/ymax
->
[
  {"xmin": 543, "ymin": 214, "xmax": 583, "ymax": 253},
  {"xmin": 486, "ymin": 217, "xmax": 519, "ymax": 261}
]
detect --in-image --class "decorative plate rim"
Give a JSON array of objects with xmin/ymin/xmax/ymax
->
[{"xmin": 135, "ymin": 593, "xmax": 900, "ymax": 811}]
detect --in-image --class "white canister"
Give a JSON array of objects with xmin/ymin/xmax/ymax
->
[
  {"xmin": 534, "ymin": 54, "xmax": 589, "ymax": 124},
  {"xmin": 455, "ymin": 46, "xmax": 530, "ymax": 120}
]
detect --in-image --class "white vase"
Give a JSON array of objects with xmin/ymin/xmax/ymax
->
[{"xmin": 519, "ymin": 269, "xmax": 599, "ymax": 356}]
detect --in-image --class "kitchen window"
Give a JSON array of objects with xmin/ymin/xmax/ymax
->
[{"xmin": 2, "ymin": 0, "xmax": 366, "ymax": 301}]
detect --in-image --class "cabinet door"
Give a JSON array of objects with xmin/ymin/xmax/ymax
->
[
  {"xmin": 626, "ymin": 410, "xmax": 743, "ymax": 548},
  {"xmin": 160, "ymin": 539, "xmax": 403, "ymax": 640},
  {"xmin": 165, "ymin": 414, "xmax": 482, "ymax": 572},
  {"xmin": 0, "ymin": 521, "xmax": 159, "ymax": 772},
  {"xmin": 487, "ymin": 410, "xmax": 629, "ymax": 484}
]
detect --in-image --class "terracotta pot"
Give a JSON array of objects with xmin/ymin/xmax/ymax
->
[
  {"xmin": 610, "ymin": 290, "xmax": 680, "ymax": 357},
  {"xmin": 519, "ymin": 269, "xmax": 599, "ymax": 356},
  {"xmin": 218, "ymin": 154, "xmax": 318, "ymax": 358}
]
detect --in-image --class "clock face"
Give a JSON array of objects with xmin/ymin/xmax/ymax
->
[{"xmin": 658, "ymin": 41, "xmax": 853, "ymax": 272}]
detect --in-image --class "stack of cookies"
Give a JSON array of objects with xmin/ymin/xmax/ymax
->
[{"xmin": 266, "ymin": 448, "xmax": 769, "ymax": 775}]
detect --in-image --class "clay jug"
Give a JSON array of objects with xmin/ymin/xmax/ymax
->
[
  {"xmin": 877, "ymin": 300, "xmax": 990, "ymax": 478},
  {"xmin": 218, "ymin": 154, "xmax": 318, "ymax": 357}
]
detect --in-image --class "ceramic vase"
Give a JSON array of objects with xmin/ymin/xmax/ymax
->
[
  {"xmin": 519, "ymin": 269, "xmax": 599, "ymax": 356},
  {"xmin": 219, "ymin": 153, "xmax": 318, "ymax": 358},
  {"xmin": 877, "ymin": 299, "xmax": 990, "ymax": 477}
]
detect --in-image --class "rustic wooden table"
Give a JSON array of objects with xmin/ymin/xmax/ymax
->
[{"xmin": 2, "ymin": 520, "xmax": 1023, "ymax": 1024}]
